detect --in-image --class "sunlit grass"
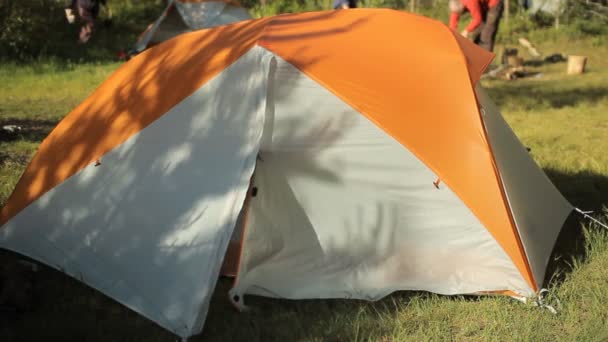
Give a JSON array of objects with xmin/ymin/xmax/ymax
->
[{"xmin": 0, "ymin": 62, "xmax": 118, "ymax": 122}]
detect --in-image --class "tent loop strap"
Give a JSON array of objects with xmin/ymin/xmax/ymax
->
[
  {"xmin": 433, "ymin": 178, "xmax": 441, "ymax": 189},
  {"xmin": 574, "ymin": 207, "xmax": 608, "ymax": 230},
  {"xmin": 228, "ymin": 289, "xmax": 249, "ymax": 312},
  {"xmin": 533, "ymin": 288, "xmax": 559, "ymax": 314}
]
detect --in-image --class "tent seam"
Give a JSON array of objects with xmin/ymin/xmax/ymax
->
[
  {"xmin": 444, "ymin": 27, "xmax": 537, "ymax": 292},
  {"xmin": 188, "ymin": 47, "xmax": 273, "ymax": 334},
  {"xmin": 471, "ymin": 89, "xmax": 538, "ymax": 292}
]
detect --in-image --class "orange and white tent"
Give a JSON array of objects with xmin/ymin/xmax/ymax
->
[
  {"xmin": 133, "ymin": 0, "xmax": 251, "ymax": 53},
  {"xmin": 0, "ymin": 9, "xmax": 572, "ymax": 339}
]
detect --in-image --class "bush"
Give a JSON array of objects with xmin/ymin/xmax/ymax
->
[
  {"xmin": 249, "ymin": 0, "xmax": 328, "ymax": 17},
  {"xmin": 0, "ymin": 0, "xmax": 68, "ymax": 61},
  {"xmin": 0, "ymin": 0, "xmax": 162, "ymax": 62},
  {"xmin": 563, "ymin": 0, "xmax": 608, "ymax": 35},
  {"xmin": 1, "ymin": 0, "xmax": 605, "ymax": 62}
]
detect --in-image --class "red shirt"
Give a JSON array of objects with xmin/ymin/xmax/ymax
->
[{"xmin": 449, "ymin": 0, "xmax": 500, "ymax": 33}]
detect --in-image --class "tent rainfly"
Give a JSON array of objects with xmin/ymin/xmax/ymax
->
[
  {"xmin": 0, "ymin": 9, "xmax": 573, "ymax": 339},
  {"xmin": 132, "ymin": 0, "xmax": 252, "ymax": 54}
]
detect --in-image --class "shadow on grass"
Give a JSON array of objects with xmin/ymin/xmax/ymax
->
[
  {"xmin": 200, "ymin": 278, "xmax": 426, "ymax": 341},
  {"xmin": 0, "ymin": 249, "xmax": 174, "ymax": 342},
  {"xmin": 0, "ymin": 249, "xmax": 422, "ymax": 342},
  {"xmin": 0, "ymin": 118, "xmax": 58, "ymax": 143},
  {"xmin": 485, "ymin": 82, "xmax": 608, "ymax": 110},
  {"xmin": 542, "ymin": 167, "xmax": 608, "ymax": 288}
]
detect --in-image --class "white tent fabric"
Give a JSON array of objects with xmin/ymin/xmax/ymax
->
[
  {"xmin": 175, "ymin": 1, "xmax": 229, "ymax": 29},
  {"xmin": 0, "ymin": 47, "xmax": 274, "ymax": 338},
  {"xmin": 133, "ymin": 2, "xmax": 173, "ymax": 53},
  {"xmin": 527, "ymin": 0, "xmax": 565, "ymax": 15},
  {"xmin": 476, "ymin": 86, "xmax": 573, "ymax": 286},
  {"xmin": 228, "ymin": 55, "xmax": 534, "ymax": 306}
]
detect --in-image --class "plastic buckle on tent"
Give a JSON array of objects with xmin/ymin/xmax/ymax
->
[
  {"xmin": 94, "ymin": 158, "xmax": 101, "ymax": 167},
  {"xmin": 433, "ymin": 178, "xmax": 441, "ymax": 189}
]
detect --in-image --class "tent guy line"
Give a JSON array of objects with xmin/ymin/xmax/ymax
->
[{"xmin": 575, "ymin": 208, "xmax": 608, "ymax": 230}]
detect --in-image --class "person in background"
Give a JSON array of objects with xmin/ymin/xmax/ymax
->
[
  {"xmin": 448, "ymin": 0, "xmax": 503, "ymax": 52},
  {"xmin": 333, "ymin": 0, "xmax": 358, "ymax": 9},
  {"xmin": 65, "ymin": 0, "xmax": 107, "ymax": 44}
]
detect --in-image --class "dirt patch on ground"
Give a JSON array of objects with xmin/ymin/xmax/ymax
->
[{"xmin": 0, "ymin": 119, "xmax": 58, "ymax": 143}]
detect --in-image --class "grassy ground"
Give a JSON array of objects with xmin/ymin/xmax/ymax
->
[{"xmin": 1, "ymin": 33, "xmax": 608, "ymax": 341}]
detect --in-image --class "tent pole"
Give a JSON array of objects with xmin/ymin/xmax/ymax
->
[{"xmin": 231, "ymin": 172, "xmax": 255, "ymax": 286}]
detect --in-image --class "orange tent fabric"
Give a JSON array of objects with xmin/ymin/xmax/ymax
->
[
  {"xmin": 1, "ymin": 9, "xmax": 536, "ymax": 289},
  {"xmin": 1, "ymin": 10, "xmax": 578, "ymax": 339}
]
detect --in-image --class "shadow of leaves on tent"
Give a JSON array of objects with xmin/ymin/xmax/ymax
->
[
  {"xmin": 204, "ymin": 133, "xmax": 608, "ymax": 340},
  {"xmin": 0, "ymin": 11, "xmax": 374, "ymax": 341},
  {"xmin": 200, "ymin": 166, "xmax": 608, "ymax": 342},
  {"xmin": 485, "ymin": 82, "xmax": 608, "ymax": 111},
  {"xmin": 262, "ymin": 115, "xmax": 354, "ymax": 184},
  {"xmin": 262, "ymin": 17, "xmax": 370, "ymax": 42}
]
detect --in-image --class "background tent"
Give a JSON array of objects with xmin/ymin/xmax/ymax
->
[
  {"xmin": 132, "ymin": 0, "xmax": 252, "ymax": 53},
  {"xmin": 526, "ymin": 0, "xmax": 565, "ymax": 15},
  {"xmin": 0, "ymin": 9, "xmax": 572, "ymax": 339}
]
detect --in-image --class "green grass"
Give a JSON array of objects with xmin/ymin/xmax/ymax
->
[
  {"xmin": 484, "ymin": 37, "xmax": 608, "ymax": 212},
  {"xmin": 1, "ymin": 33, "xmax": 608, "ymax": 341},
  {"xmin": 0, "ymin": 62, "xmax": 119, "ymax": 205}
]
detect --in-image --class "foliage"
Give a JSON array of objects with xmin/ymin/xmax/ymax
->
[
  {"xmin": 0, "ymin": 0, "xmax": 67, "ymax": 61},
  {"xmin": 563, "ymin": 0, "xmax": 608, "ymax": 35},
  {"xmin": 1, "ymin": 0, "xmax": 607, "ymax": 62},
  {"xmin": 0, "ymin": 0, "xmax": 162, "ymax": 62},
  {"xmin": 248, "ymin": 0, "xmax": 328, "ymax": 18}
]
